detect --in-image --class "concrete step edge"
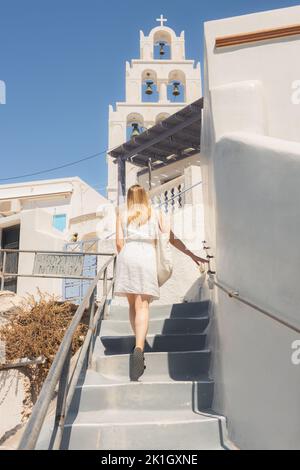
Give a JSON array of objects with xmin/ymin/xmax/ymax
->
[
  {"xmin": 75, "ymin": 378, "xmax": 214, "ymax": 390},
  {"xmin": 100, "ymin": 333, "xmax": 207, "ymax": 339},
  {"xmin": 109, "ymin": 301, "xmax": 210, "ymax": 309},
  {"xmin": 65, "ymin": 413, "xmax": 219, "ymax": 427},
  {"xmin": 103, "ymin": 317, "xmax": 210, "ymax": 323},
  {"xmin": 96, "ymin": 349, "xmax": 211, "ymax": 359}
]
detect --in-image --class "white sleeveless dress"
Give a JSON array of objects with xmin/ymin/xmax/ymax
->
[{"xmin": 114, "ymin": 208, "xmax": 160, "ymax": 301}]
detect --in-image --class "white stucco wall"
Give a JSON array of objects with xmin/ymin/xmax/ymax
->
[
  {"xmin": 203, "ymin": 5, "xmax": 300, "ymax": 144},
  {"xmin": 0, "ymin": 177, "xmax": 111, "ymax": 300},
  {"xmin": 210, "ymin": 132, "xmax": 300, "ymax": 449},
  {"xmin": 201, "ymin": 5, "xmax": 300, "ymax": 449},
  {"xmin": 17, "ymin": 209, "xmax": 65, "ymax": 298}
]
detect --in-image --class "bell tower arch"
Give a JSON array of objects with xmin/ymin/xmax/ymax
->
[{"xmin": 106, "ymin": 15, "xmax": 202, "ymax": 203}]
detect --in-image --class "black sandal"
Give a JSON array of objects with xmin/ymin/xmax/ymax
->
[{"xmin": 130, "ymin": 347, "xmax": 145, "ymax": 381}]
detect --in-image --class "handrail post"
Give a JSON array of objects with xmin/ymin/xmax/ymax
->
[
  {"xmin": 87, "ymin": 288, "xmax": 96, "ymax": 367},
  {"xmin": 111, "ymin": 256, "xmax": 117, "ymax": 299},
  {"xmin": 201, "ymin": 240, "xmax": 216, "ymax": 289},
  {"xmin": 103, "ymin": 267, "xmax": 108, "ymax": 320},
  {"xmin": 1, "ymin": 251, "xmax": 6, "ymax": 290},
  {"xmin": 51, "ymin": 345, "xmax": 72, "ymax": 450}
]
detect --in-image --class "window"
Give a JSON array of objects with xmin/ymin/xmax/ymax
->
[{"xmin": 53, "ymin": 214, "xmax": 67, "ymax": 232}]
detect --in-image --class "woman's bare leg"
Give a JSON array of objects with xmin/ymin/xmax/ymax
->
[
  {"xmin": 134, "ymin": 294, "xmax": 150, "ymax": 351},
  {"xmin": 126, "ymin": 294, "xmax": 136, "ymax": 334}
]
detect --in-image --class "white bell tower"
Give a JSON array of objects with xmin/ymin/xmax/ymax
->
[{"xmin": 106, "ymin": 16, "xmax": 202, "ymax": 203}]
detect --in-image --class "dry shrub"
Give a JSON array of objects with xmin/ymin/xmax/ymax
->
[{"xmin": 0, "ymin": 290, "xmax": 88, "ymax": 415}]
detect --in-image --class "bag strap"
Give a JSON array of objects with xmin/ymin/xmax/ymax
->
[{"xmin": 154, "ymin": 208, "xmax": 162, "ymax": 235}]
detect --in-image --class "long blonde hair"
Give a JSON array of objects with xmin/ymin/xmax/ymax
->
[{"xmin": 127, "ymin": 184, "xmax": 152, "ymax": 226}]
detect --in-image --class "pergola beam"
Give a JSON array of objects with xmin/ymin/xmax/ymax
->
[
  {"xmin": 177, "ymin": 129, "xmax": 200, "ymax": 141},
  {"xmin": 146, "ymin": 143, "xmax": 178, "ymax": 155},
  {"xmin": 111, "ymin": 111, "xmax": 201, "ymax": 161},
  {"xmin": 129, "ymin": 155, "xmax": 156, "ymax": 166},
  {"xmin": 170, "ymin": 135, "xmax": 200, "ymax": 149},
  {"xmin": 137, "ymin": 149, "xmax": 200, "ymax": 176},
  {"xmin": 109, "ymin": 98, "xmax": 203, "ymax": 171}
]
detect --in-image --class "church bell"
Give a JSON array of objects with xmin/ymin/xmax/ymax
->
[
  {"xmin": 131, "ymin": 123, "xmax": 140, "ymax": 138},
  {"xmin": 145, "ymin": 80, "xmax": 154, "ymax": 95},
  {"xmin": 172, "ymin": 81, "xmax": 180, "ymax": 96},
  {"xmin": 159, "ymin": 42, "xmax": 165, "ymax": 56}
]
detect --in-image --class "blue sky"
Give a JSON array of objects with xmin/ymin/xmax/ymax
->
[{"xmin": 0, "ymin": 0, "xmax": 298, "ymax": 196}]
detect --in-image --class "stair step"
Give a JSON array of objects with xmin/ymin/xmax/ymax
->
[
  {"xmin": 94, "ymin": 350, "xmax": 211, "ymax": 380},
  {"xmin": 78, "ymin": 369, "xmax": 211, "ymax": 385},
  {"xmin": 34, "ymin": 296, "xmax": 226, "ymax": 450},
  {"xmin": 61, "ymin": 409, "xmax": 223, "ymax": 450},
  {"xmin": 100, "ymin": 333, "xmax": 207, "ymax": 354},
  {"xmin": 71, "ymin": 380, "xmax": 214, "ymax": 412},
  {"xmin": 101, "ymin": 317, "xmax": 209, "ymax": 335},
  {"xmin": 108, "ymin": 300, "xmax": 210, "ymax": 320}
]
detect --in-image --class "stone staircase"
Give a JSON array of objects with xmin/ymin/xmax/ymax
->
[{"xmin": 59, "ymin": 300, "xmax": 228, "ymax": 450}]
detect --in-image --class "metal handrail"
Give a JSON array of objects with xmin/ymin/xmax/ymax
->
[
  {"xmin": 201, "ymin": 241, "xmax": 300, "ymax": 335},
  {"xmin": 0, "ymin": 248, "xmax": 115, "ymax": 255},
  {"xmin": 0, "ymin": 249, "xmax": 115, "ymax": 289},
  {"xmin": 18, "ymin": 254, "xmax": 117, "ymax": 450},
  {"xmin": 213, "ymin": 277, "xmax": 300, "ymax": 334}
]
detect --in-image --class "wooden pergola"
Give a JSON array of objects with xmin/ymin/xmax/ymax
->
[{"xmin": 108, "ymin": 97, "xmax": 203, "ymax": 204}]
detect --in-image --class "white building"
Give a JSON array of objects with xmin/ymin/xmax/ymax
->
[
  {"xmin": 106, "ymin": 18, "xmax": 207, "ymax": 305},
  {"xmin": 201, "ymin": 4, "xmax": 300, "ymax": 449},
  {"xmin": 106, "ymin": 15, "xmax": 202, "ymax": 203},
  {"xmin": 0, "ymin": 177, "xmax": 112, "ymax": 299}
]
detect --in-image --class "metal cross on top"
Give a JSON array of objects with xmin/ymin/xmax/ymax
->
[{"xmin": 156, "ymin": 14, "xmax": 167, "ymax": 27}]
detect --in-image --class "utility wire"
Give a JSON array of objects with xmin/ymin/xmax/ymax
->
[
  {"xmin": 0, "ymin": 137, "xmax": 127, "ymax": 182},
  {"xmin": 0, "ymin": 150, "xmax": 108, "ymax": 182},
  {"xmin": 0, "ymin": 136, "xmax": 187, "ymax": 184}
]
